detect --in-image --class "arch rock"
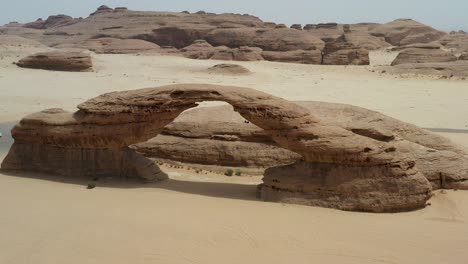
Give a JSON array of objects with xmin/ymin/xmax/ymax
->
[{"xmin": 1, "ymin": 84, "xmax": 432, "ymax": 212}]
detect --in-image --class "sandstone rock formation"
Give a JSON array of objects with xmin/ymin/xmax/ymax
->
[
  {"xmin": 135, "ymin": 102, "xmax": 468, "ymax": 191},
  {"xmin": 460, "ymin": 52, "xmax": 468, "ymax": 60},
  {"xmin": 180, "ymin": 40, "xmax": 263, "ymax": 61},
  {"xmin": 54, "ymin": 37, "xmax": 161, "ymax": 54},
  {"xmin": 0, "ymin": 6, "xmax": 383, "ymax": 65},
  {"xmin": 379, "ymin": 61, "xmax": 468, "ymax": 78},
  {"xmin": 16, "ymin": 49, "xmax": 92, "ymax": 71},
  {"xmin": 290, "ymin": 24, "xmax": 302, "ymax": 30},
  {"xmin": 2, "ymin": 84, "xmax": 439, "ymax": 212},
  {"xmin": 206, "ymin": 63, "xmax": 251, "ymax": 75},
  {"xmin": 370, "ymin": 19, "xmax": 446, "ymax": 46},
  {"xmin": 205, "ymin": 28, "xmax": 325, "ymax": 51},
  {"xmin": 317, "ymin": 23, "xmax": 338, "ymax": 29},
  {"xmin": 391, "ymin": 47, "xmax": 457, "ymax": 66},
  {"xmin": 24, "ymin": 15, "xmax": 77, "ymax": 29},
  {"xmin": 322, "ymin": 35, "xmax": 370, "ymax": 65},
  {"xmin": 438, "ymin": 32, "xmax": 468, "ymax": 53},
  {"xmin": 262, "ymin": 50, "xmax": 322, "ymax": 64}
]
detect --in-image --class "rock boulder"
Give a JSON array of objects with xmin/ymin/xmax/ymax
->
[
  {"xmin": 391, "ymin": 47, "xmax": 457, "ymax": 66},
  {"xmin": 16, "ymin": 49, "xmax": 93, "ymax": 71}
]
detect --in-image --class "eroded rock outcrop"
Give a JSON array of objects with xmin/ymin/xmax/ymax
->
[
  {"xmin": 370, "ymin": 19, "xmax": 446, "ymax": 46},
  {"xmin": 459, "ymin": 52, "xmax": 468, "ymax": 60},
  {"xmin": 16, "ymin": 49, "xmax": 93, "ymax": 71},
  {"xmin": 135, "ymin": 103, "xmax": 468, "ymax": 191},
  {"xmin": 24, "ymin": 15, "xmax": 77, "ymax": 29},
  {"xmin": 2, "ymin": 84, "xmax": 437, "ymax": 212},
  {"xmin": 322, "ymin": 35, "xmax": 370, "ymax": 65},
  {"xmin": 180, "ymin": 40, "xmax": 263, "ymax": 61},
  {"xmin": 391, "ymin": 47, "xmax": 457, "ymax": 66},
  {"xmin": 54, "ymin": 37, "xmax": 161, "ymax": 54},
  {"xmin": 206, "ymin": 63, "xmax": 251, "ymax": 75},
  {"xmin": 262, "ymin": 50, "xmax": 322, "ymax": 64},
  {"xmin": 438, "ymin": 32, "xmax": 468, "ymax": 53}
]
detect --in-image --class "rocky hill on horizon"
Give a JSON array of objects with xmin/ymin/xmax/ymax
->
[{"xmin": 1, "ymin": 5, "xmax": 467, "ymax": 67}]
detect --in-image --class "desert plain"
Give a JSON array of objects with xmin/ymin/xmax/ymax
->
[{"xmin": 1, "ymin": 6, "xmax": 468, "ymax": 264}]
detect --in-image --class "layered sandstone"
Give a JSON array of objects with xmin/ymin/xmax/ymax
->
[
  {"xmin": 261, "ymin": 50, "xmax": 322, "ymax": 64},
  {"xmin": 135, "ymin": 103, "xmax": 468, "ymax": 191},
  {"xmin": 181, "ymin": 40, "xmax": 263, "ymax": 61},
  {"xmin": 370, "ymin": 19, "xmax": 446, "ymax": 46},
  {"xmin": 1, "ymin": 84, "xmax": 434, "ymax": 212},
  {"xmin": 53, "ymin": 38, "xmax": 161, "ymax": 54},
  {"xmin": 322, "ymin": 35, "xmax": 370, "ymax": 65},
  {"xmin": 391, "ymin": 47, "xmax": 458, "ymax": 66},
  {"xmin": 16, "ymin": 49, "xmax": 93, "ymax": 71}
]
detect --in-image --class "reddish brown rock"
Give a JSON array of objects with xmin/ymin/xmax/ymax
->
[
  {"xmin": 290, "ymin": 24, "xmax": 302, "ymax": 30},
  {"xmin": 317, "ymin": 23, "xmax": 338, "ymax": 29},
  {"xmin": 205, "ymin": 27, "xmax": 324, "ymax": 51},
  {"xmin": 378, "ymin": 61, "xmax": 468, "ymax": 78},
  {"xmin": 54, "ymin": 38, "xmax": 161, "ymax": 54},
  {"xmin": 16, "ymin": 49, "xmax": 92, "ymax": 71},
  {"xmin": 370, "ymin": 19, "xmax": 446, "ymax": 46},
  {"xmin": 181, "ymin": 40, "xmax": 263, "ymax": 61},
  {"xmin": 262, "ymin": 50, "xmax": 322, "ymax": 64},
  {"xmin": 137, "ymin": 102, "xmax": 468, "ymax": 191},
  {"xmin": 24, "ymin": 15, "xmax": 77, "ymax": 29},
  {"xmin": 206, "ymin": 63, "xmax": 251, "ymax": 75},
  {"xmin": 1, "ymin": 84, "xmax": 434, "ymax": 212},
  {"xmin": 322, "ymin": 35, "xmax": 370, "ymax": 65},
  {"xmin": 391, "ymin": 47, "xmax": 457, "ymax": 66},
  {"xmin": 90, "ymin": 5, "xmax": 114, "ymax": 16},
  {"xmin": 180, "ymin": 40, "xmax": 223, "ymax": 59},
  {"xmin": 438, "ymin": 32, "xmax": 468, "ymax": 53},
  {"xmin": 460, "ymin": 52, "xmax": 468, "ymax": 60}
]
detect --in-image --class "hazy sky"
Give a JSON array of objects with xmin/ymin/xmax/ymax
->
[{"xmin": 1, "ymin": 0, "xmax": 467, "ymax": 31}]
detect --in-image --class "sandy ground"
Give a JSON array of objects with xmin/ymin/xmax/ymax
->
[{"xmin": 1, "ymin": 50, "xmax": 468, "ymax": 264}]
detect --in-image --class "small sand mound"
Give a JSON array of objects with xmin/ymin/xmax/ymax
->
[{"xmin": 206, "ymin": 64, "xmax": 251, "ymax": 75}]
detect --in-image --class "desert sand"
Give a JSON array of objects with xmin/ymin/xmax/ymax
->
[{"xmin": 1, "ymin": 50, "xmax": 468, "ymax": 263}]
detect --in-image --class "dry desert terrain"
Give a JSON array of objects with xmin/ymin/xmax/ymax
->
[{"xmin": 1, "ymin": 49, "xmax": 468, "ymax": 264}]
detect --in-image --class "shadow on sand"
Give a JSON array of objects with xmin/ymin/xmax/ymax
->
[
  {"xmin": 1, "ymin": 120, "xmax": 261, "ymax": 202},
  {"xmin": 0, "ymin": 169, "xmax": 261, "ymax": 202}
]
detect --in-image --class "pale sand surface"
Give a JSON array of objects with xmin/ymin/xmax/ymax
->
[{"xmin": 1, "ymin": 51, "xmax": 468, "ymax": 263}]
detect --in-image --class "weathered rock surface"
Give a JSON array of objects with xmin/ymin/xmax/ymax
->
[
  {"xmin": 262, "ymin": 50, "xmax": 322, "ymax": 64},
  {"xmin": 390, "ymin": 42, "xmax": 443, "ymax": 51},
  {"xmin": 137, "ymin": 134, "xmax": 300, "ymax": 168},
  {"xmin": 379, "ymin": 61, "xmax": 468, "ymax": 78},
  {"xmin": 322, "ymin": 35, "xmax": 370, "ymax": 65},
  {"xmin": 205, "ymin": 28, "xmax": 325, "ymax": 51},
  {"xmin": 206, "ymin": 64, "xmax": 251, "ymax": 75},
  {"xmin": 180, "ymin": 39, "xmax": 223, "ymax": 59},
  {"xmin": 290, "ymin": 24, "xmax": 302, "ymax": 30},
  {"xmin": 438, "ymin": 32, "xmax": 468, "ymax": 53},
  {"xmin": 2, "ymin": 84, "xmax": 437, "ymax": 212},
  {"xmin": 370, "ymin": 19, "xmax": 446, "ymax": 46},
  {"xmin": 16, "ymin": 49, "xmax": 93, "ymax": 71},
  {"xmin": 460, "ymin": 52, "xmax": 468, "ymax": 60},
  {"xmin": 136, "ymin": 102, "xmax": 468, "ymax": 191},
  {"xmin": 180, "ymin": 40, "xmax": 263, "ymax": 61},
  {"xmin": 391, "ymin": 47, "xmax": 457, "ymax": 66},
  {"xmin": 54, "ymin": 37, "xmax": 161, "ymax": 54},
  {"xmin": 24, "ymin": 15, "xmax": 77, "ymax": 29}
]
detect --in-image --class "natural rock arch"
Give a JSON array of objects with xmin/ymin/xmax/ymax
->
[{"xmin": 1, "ymin": 84, "xmax": 432, "ymax": 212}]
